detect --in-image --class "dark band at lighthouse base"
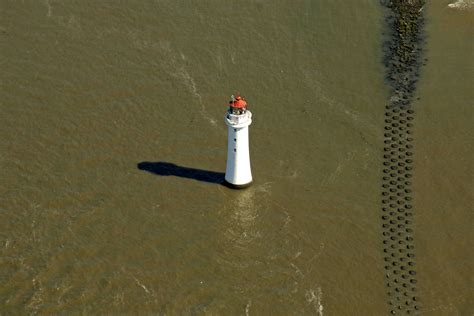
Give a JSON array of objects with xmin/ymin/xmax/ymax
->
[{"xmin": 223, "ymin": 180, "xmax": 253, "ymax": 189}]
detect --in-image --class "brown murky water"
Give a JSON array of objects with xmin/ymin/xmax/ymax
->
[
  {"xmin": 412, "ymin": 2, "xmax": 473, "ymax": 314},
  {"xmin": 0, "ymin": 0, "xmax": 472, "ymax": 314}
]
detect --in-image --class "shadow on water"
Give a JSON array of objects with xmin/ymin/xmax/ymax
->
[{"xmin": 137, "ymin": 162, "xmax": 225, "ymax": 185}]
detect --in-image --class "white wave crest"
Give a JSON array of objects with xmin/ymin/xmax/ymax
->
[{"xmin": 448, "ymin": 0, "xmax": 474, "ymax": 10}]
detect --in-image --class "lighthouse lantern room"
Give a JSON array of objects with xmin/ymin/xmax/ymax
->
[{"xmin": 224, "ymin": 95, "xmax": 253, "ymax": 188}]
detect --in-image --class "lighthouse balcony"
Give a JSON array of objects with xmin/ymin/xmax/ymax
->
[{"xmin": 225, "ymin": 111, "xmax": 252, "ymax": 127}]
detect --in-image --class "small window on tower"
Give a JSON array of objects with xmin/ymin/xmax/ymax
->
[{"xmin": 234, "ymin": 148, "xmax": 236, "ymax": 152}]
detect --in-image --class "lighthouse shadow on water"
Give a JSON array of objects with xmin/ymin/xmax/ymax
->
[{"xmin": 137, "ymin": 162, "xmax": 226, "ymax": 185}]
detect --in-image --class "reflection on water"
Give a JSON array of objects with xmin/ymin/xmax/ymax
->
[{"xmin": 225, "ymin": 183, "xmax": 272, "ymax": 247}]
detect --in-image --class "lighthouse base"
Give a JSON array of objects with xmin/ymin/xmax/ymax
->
[{"xmin": 224, "ymin": 180, "xmax": 253, "ymax": 189}]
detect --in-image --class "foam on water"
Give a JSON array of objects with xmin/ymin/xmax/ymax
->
[
  {"xmin": 305, "ymin": 285, "xmax": 324, "ymax": 315},
  {"xmin": 448, "ymin": 0, "xmax": 474, "ymax": 10}
]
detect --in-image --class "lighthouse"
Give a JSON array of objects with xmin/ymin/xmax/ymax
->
[{"xmin": 224, "ymin": 95, "xmax": 253, "ymax": 188}]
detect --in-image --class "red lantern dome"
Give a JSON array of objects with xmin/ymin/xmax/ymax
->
[{"xmin": 228, "ymin": 95, "xmax": 247, "ymax": 110}]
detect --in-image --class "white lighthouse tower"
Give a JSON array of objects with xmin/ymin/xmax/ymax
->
[{"xmin": 224, "ymin": 95, "xmax": 253, "ymax": 188}]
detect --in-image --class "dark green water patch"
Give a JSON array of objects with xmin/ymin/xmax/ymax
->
[{"xmin": 379, "ymin": 0, "xmax": 425, "ymax": 314}]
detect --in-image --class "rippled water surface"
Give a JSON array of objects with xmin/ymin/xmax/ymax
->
[{"xmin": 1, "ymin": 1, "xmax": 472, "ymax": 314}]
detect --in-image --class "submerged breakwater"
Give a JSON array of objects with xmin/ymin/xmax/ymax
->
[{"xmin": 379, "ymin": 0, "xmax": 425, "ymax": 314}]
